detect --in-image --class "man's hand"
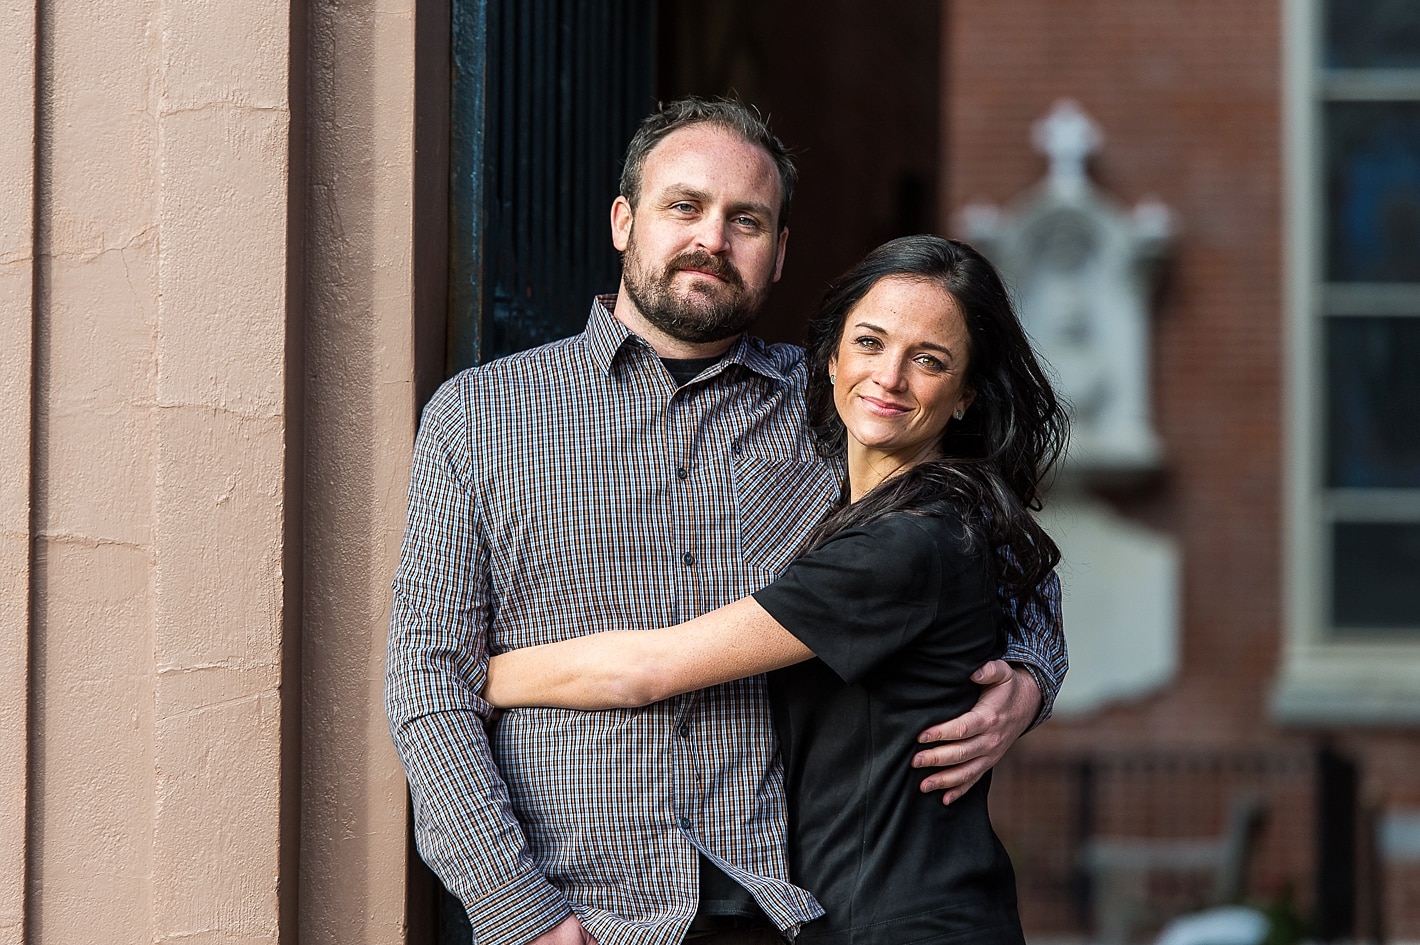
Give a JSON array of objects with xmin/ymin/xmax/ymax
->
[
  {"xmin": 528, "ymin": 915, "xmax": 598, "ymax": 945},
  {"xmin": 911, "ymin": 659, "xmax": 1042, "ymax": 805}
]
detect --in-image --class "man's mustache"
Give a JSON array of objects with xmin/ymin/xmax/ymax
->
[{"xmin": 667, "ymin": 251, "xmax": 744, "ymax": 290}]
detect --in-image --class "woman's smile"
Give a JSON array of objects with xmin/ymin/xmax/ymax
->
[{"xmin": 858, "ymin": 394, "xmax": 912, "ymax": 416}]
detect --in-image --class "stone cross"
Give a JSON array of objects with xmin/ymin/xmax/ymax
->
[{"xmin": 1033, "ymin": 98, "xmax": 1101, "ymax": 197}]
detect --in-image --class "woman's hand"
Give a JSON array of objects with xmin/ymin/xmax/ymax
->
[{"xmin": 910, "ymin": 659, "xmax": 1042, "ymax": 804}]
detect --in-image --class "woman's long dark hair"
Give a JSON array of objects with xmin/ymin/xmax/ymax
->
[{"xmin": 803, "ymin": 235, "xmax": 1069, "ymax": 608}]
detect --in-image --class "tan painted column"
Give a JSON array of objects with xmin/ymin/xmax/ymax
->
[
  {"xmin": 0, "ymin": 3, "xmax": 37, "ymax": 942},
  {"xmin": 29, "ymin": 0, "xmax": 161, "ymax": 938},
  {"xmin": 21, "ymin": 0, "xmax": 418, "ymax": 938},
  {"xmin": 300, "ymin": 0, "xmax": 422, "ymax": 939},
  {"xmin": 151, "ymin": 0, "xmax": 300, "ymax": 942}
]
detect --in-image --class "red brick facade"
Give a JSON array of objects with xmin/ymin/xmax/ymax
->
[{"xmin": 944, "ymin": 2, "xmax": 1420, "ymax": 938}]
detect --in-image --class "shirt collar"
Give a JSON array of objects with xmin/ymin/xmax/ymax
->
[
  {"xmin": 584, "ymin": 295, "xmax": 792, "ymax": 385},
  {"xmin": 585, "ymin": 295, "xmax": 635, "ymax": 375}
]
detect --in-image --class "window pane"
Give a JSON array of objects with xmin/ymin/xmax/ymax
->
[
  {"xmin": 1325, "ymin": 102, "xmax": 1420, "ymax": 283},
  {"xmin": 1332, "ymin": 521, "xmax": 1420, "ymax": 631},
  {"xmin": 1325, "ymin": 0, "xmax": 1420, "ymax": 70},
  {"xmin": 1326, "ymin": 316, "xmax": 1420, "ymax": 488}
]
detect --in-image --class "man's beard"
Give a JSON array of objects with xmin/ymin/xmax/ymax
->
[{"xmin": 622, "ymin": 240, "xmax": 770, "ymax": 345}]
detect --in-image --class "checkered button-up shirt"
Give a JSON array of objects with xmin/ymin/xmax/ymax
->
[{"xmin": 386, "ymin": 297, "xmax": 1067, "ymax": 945}]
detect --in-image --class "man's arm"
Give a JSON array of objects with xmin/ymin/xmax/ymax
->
[
  {"xmin": 384, "ymin": 381, "xmax": 573, "ymax": 945},
  {"xmin": 911, "ymin": 569, "xmax": 1067, "ymax": 804}
]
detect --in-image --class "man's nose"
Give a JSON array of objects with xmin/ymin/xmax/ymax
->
[{"xmin": 692, "ymin": 215, "xmax": 730, "ymax": 254}]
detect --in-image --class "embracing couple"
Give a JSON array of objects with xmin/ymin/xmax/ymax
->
[{"xmin": 386, "ymin": 97, "xmax": 1068, "ymax": 945}]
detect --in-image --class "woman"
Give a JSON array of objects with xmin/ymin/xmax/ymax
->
[{"xmin": 484, "ymin": 235, "xmax": 1067, "ymax": 944}]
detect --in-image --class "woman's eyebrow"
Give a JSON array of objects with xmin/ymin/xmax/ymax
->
[{"xmin": 850, "ymin": 320, "xmax": 955, "ymax": 357}]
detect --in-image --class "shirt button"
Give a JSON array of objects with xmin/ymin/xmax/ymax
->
[
  {"xmin": 676, "ymin": 466, "xmax": 689, "ymax": 480},
  {"xmin": 678, "ymin": 815, "xmax": 691, "ymax": 830},
  {"xmin": 682, "ymin": 552, "xmax": 695, "ymax": 566},
  {"xmin": 677, "ymin": 722, "xmax": 690, "ymax": 737}
]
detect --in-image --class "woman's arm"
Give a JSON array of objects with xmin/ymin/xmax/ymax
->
[{"xmin": 483, "ymin": 596, "xmax": 813, "ymax": 710}]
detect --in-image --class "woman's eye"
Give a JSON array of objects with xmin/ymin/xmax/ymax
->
[
  {"xmin": 916, "ymin": 354, "xmax": 945, "ymax": 370},
  {"xmin": 854, "ymin": 336, "xmax": 881, "ymax": 348}
]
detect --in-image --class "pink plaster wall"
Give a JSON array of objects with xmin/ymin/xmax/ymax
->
[
  {"xmin": 299, "ymin": 0, "xmax": 422, "ymax": 940},
  {"xmin": 12, "ymin": 0, "xmax": 437, "ymax": 926},
  {"xmin": 10, "ymin": 0, "xmax": 421, "ymax": 940},
  {"xmin": 29, "ymin": 0, "xmax": 162, "ymax": 937},
  {"xmin": 0, "ymin": 3, "xmax": 37, "ymax": 943}
]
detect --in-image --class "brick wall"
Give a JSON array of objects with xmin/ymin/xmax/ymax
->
[{"xmin": 944, "ymin": 1, "xmax": 1420, "ymax": 937}]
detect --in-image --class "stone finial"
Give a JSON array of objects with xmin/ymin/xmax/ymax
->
[{"xmin": 1032, "ymin": 98, "xmax": 1102, "ymax": 197}]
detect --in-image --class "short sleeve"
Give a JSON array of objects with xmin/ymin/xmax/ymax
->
[{"xmin": 752, "ymin": 514, "xmax": 971, "ymax": 683}]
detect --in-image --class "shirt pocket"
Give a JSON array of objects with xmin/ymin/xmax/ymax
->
[{"xmin": 730, "ymin": 453, "xmax": 839, "ymax": 578}]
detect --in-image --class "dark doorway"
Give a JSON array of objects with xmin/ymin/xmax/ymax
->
[
  {"xmin": 443, "ymin": 0, "xmax": 944, "ymax": 376},
  {"xmin": 447, "ymin": 0, "xmax": 656, "ymax": 374},
  {"xmin": 657, "ymin": 0, "xmax": 943, "ymax": 345}
]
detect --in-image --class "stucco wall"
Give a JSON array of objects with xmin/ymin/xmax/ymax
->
[
  {"xmin": 18, "ymin": 0, "xmax": 298, "ymax": 940},
  {"xmin": 29, "ymin": 0, "xmax": 162, "ymax": 937},
  {"xmin": 0, "ymin": 3, "xmax": 37, "ymax": 942},
  {"xmin": 299, "ymin": 0, "xmax": 426, "ymax": 940},
  {"xmin": 5, "ymin": 0, "xmax": 423, "ymax": 940}
]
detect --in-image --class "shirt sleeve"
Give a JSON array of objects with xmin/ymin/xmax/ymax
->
[
  {"xmin": 384, "ymin": 377, "xmax": 572, "ymax": 945},
  {"xmin": 752, "ymin": 514, "xmax": 971, "ymax": 684},
  {"xmin": 998, "ymin": 563, "xmax": 1068, "ymax": 730}
]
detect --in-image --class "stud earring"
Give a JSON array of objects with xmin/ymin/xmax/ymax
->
[
  {"xmin": 829, "ymin": 375, "xmax": 836, "ymax": 386},
  {"xmin": 953, "ymin": 409, "xmax": 964, "ymax": 420}
]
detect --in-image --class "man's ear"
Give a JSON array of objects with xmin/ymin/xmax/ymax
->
[{"xmin": 611, "ymin": 196, "xmax": 633, "ymax": 252}]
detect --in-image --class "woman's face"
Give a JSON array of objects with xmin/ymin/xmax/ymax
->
[{"xmin": 829, "ymin": 276, "xmax": 975, "ymax": 469}]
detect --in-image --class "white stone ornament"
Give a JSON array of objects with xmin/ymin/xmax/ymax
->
[{"xmin": 961, "ymin": 98, "xmax": 1174, "ymax": 480}]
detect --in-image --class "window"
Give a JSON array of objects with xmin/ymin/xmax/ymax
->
[{"xmin": 1276, "ymin": 0, "xmax": 1420, "ymax": 723}]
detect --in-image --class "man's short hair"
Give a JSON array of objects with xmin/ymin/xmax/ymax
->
[{"xmin": 619, "ymin": 96, "xmax": 797, "ymax": 230}]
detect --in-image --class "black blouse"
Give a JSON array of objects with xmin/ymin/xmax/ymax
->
[{"xmin": 753, "ymin": 509, "xmax": 1025, "ymax": 945}]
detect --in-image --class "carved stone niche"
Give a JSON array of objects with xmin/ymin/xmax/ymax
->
[
  {"xmin": 958, "ymin": 100, "xmax": 1180, "ymax": 717},
  {"xmin": 960, "ymin": 98, "xmax": 1173, "ymax": 485}
]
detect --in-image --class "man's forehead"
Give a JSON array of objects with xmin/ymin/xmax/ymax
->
[
  {"xmin": 639, "ymin": 124, "xmax": 784, "ymax": 218},
  {"xmin": 642, "ymin": 124, "xmax": 778, "ymax": 184}
]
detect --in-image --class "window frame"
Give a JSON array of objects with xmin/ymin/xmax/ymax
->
[{"xmin": 1275, "ymin": 0, "xmax": 1420, "ymax": 725}]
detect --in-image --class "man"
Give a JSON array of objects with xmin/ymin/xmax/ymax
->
[{"xmin": 386, "ymin": 98, "xmax": 1066, "ymax": 945}]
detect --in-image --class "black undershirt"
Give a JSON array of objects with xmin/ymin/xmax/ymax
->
[
  {"xmin": 660, "ymin": 354, "xmax": 725, "ymax": 387},
  {"xmin": 661, "ymin": 351, "xmax": 767, "ymax": 925}
]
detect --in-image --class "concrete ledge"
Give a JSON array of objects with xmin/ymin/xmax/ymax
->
[{"xmin": 1271, "ymin": 644, "xmax": 1420, "ymax": 727}]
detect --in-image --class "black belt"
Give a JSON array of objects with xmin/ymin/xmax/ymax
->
[{"xmin": 686, "ymin": 913, "xmax": 774, "ymax": 935}]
